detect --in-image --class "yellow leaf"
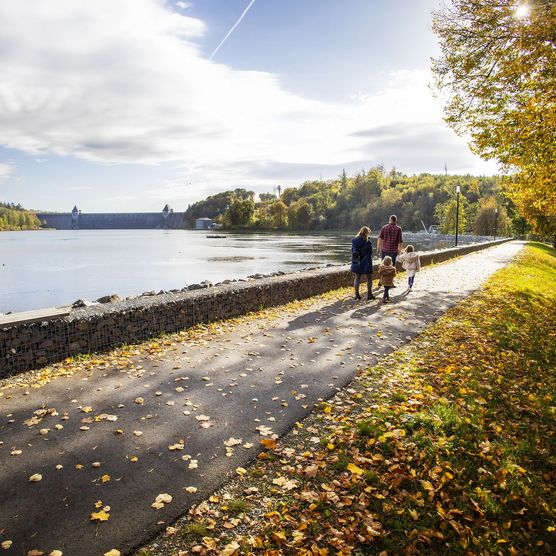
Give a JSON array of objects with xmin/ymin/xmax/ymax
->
[
  {"xmin": 260, "ymin": 438, "xmax": 277, "ymax": 449},
  {"xmin": 202, "ymin": 537, "xmax": 217, "ymax": 550},
  {"xmin": 90, "ymin": 510, "xmax": 110, "ymax": 522},
  {"xmin": 326, "ymin": 443, "xmax": 335, "ymax": 450},
  {"xmin": 220, "ymin": 541, "xmax": 240, "ymax": 556},
  {"xmin": 29, "ymin": 473, "xmax": 43, "ymax": 482},
  {"xmin": 347, "ymin": 463, "xmax": 364, "ymax": 475},
  {"xmin": 81, "ymin": 406, "xmax": 93, "ymax": 413},
  {"xmin": 104, "ymin": 551, "xmax": 121, "ymax": 556},
  {"xmin": 101, "ymin": 474, "xmax": 110, "ymax": 483},
  {"xmin": 409, "ymin": 509, "xmax": 419, "ymax": 520},
  {"xmin": 323, "ymin": 406, "xmax": 332, "ymax": 414},
  {"xmin": 235, "ymin": 467, "xmax": 247, "ymax": 476},
  {"xmin": 272, "ymin": 531, "xmax": 287, "ymax": 544}
]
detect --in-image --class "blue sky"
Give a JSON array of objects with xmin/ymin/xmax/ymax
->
[{"xmin": 0, "ymin": 0, "xmax": 498, "ymax": 212}]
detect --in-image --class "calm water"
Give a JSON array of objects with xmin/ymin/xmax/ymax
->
[{"xmin": 0, "ymin": 230, "xmax": 476, "ymax": 313}]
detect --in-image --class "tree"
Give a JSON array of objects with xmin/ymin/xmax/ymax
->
[
  {"xmin": 269, "ymin": 200, "xmax": 288, "ymax": 229},
  {"xmin": 259, "ymin": 193, "xmax": 276, "ymax": 203},
  {"xmin": 474, "ymin": 197, "xmax": 509, "ymax": 236},
  {"xmin": 432, "ymin": 0, "xmax": 556, "ymax": 235},
  {"xmin": 226, "ymin": 197, "xmax": 255, "ymax": 227},
  {"xmin": 435, "ymin": 198, "xmax": 468, "ymax": 235},
  {"xmin": 288, "ymin": 199, "xmax": 314, "ymax": 230}
]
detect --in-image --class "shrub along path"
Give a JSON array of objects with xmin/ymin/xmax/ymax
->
[{"xmin": 0, "ymin": 241, "xmax": 524, "ymax": 556}]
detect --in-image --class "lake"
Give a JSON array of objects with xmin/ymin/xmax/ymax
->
[{"xmin": 0, "ymin": 230, "xmax": 483, "ymax": 313}]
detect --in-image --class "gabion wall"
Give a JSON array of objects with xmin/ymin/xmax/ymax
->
[{"xmin": 0, "ymin": 239, "xmax": 511, "ymax": 377}]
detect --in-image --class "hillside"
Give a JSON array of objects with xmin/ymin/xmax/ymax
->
[
  {"xmin": 184, "ymin": 168, "xmax": 515, "ymax": 235},
  {"xmin": 0, "ymin": 202, "xmax": 41, "ymax": 231}
]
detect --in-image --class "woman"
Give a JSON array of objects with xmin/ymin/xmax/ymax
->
[{"xmin": 351, "ymin": 226, "xmax": 376, "ymax": 300}]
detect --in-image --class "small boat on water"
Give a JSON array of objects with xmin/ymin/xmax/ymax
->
[{"xmin": 206, "ymin": 234, "xmax": 227, "ymax": 238}]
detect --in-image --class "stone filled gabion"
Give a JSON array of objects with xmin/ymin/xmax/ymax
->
[{"xmin": 0, "ymin": 239, "xmax": 511, "ymax": 377}]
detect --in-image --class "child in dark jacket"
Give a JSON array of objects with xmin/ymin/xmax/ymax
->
[{"xmin": 378, "ymin": 256, "xmax": 396, "ymax": 303}]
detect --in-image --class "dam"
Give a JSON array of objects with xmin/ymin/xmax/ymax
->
[{"xmin": 35, "ymin": 204, "xmax": 187, "ymax": 229}]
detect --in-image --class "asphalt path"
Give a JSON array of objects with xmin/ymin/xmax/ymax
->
[{"xmin": 0, "ymin": 241, "xmax": 523, "ymax": 556}]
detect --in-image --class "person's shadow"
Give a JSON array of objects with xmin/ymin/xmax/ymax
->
[{"xmin": 393, "ymin": 288, "xmax": 411, "ymax": 302}]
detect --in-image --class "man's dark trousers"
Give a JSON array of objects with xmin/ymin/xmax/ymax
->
[{"xmin": 381, "ymin": 251, "xmax": 398, "ymax": 265}]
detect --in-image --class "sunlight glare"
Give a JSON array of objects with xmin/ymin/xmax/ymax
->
[{"xmin": 514, "ymin": 4, "xmax": 530, "ymax": 18}]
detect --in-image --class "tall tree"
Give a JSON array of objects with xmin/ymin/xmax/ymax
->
[
  {"xmin": 435, "ymin": 198, "xmax": 468, "ymax": 235},
  {"xmin": 432, "ymin": 0, "xmax": 556, "ymax": 235}
]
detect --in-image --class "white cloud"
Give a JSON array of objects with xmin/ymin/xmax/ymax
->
[
  {"xmin": 0, "ymin": 162, "xmax": 13, "ymax": 184},
  {"xmin": 176, "ymin": 1, "xmax": 192, "ymax": 10},
  {"xmin": 0, "ymin": 0, "xmax": 495, "ymax": 194}
]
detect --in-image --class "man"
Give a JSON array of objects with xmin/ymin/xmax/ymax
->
[{"xmin": 377, "ymin": 214, "xmax": 403, "ymax": 264}]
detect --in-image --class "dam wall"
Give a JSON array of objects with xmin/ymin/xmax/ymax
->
[
  {"xmin": 35, "ymin": 210, "xmax": 187, "ymax": 230},
  {"xmin": 0, "ymin": 239, "xmax": 513, "ymax": 377}
]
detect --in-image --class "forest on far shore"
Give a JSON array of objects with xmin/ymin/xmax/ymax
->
[
  {"xmin": 184, "ymin": 167, "xmax": 517, "ymax": 235},
  {"xmin": 0, "ymin": 202, "xmax": 41, "ymax": 231}
]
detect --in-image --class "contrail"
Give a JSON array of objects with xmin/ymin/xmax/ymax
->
[{"xmin": 209, "ymin": 0, "xmax": 257, "ymax": 61}]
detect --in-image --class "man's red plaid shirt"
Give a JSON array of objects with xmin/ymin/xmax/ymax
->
[{"xmin": 379, "ymin": 223, "xmax": 403, "ymax": 253}]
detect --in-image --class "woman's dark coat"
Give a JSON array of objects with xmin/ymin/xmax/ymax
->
[{"xmin": 351, "ymin": 236, "xmax": 373, "ymax": 274}]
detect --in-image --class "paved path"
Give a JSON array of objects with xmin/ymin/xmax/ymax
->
[{"xmin": 0, "ymin": 241, "xmax": 523, "ymax": 556}]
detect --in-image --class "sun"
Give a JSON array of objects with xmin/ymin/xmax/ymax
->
[{"xmin": 514, "ymin": 4, "xmax": 530, "ymax": 18}]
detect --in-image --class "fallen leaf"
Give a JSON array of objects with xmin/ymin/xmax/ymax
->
[
  {"xmin": 260, "ymin": 438, "xmax": 277, "ymax": 450},
  {"xmin": 224, "ymin": 437, "xmax": 242, "ymax": 447},
  {"xmin": 29, "ymin": 473, "xmax": 43, "ymax": 482},
  {"xmin": 347, "ymin": 463, "xmax": 364, "ymax": 476},
  {"xmin": 151, "ymin": 493, "xmax": 172, "ymax": 509},
  {"xmin": 90, "ymin": 509, "xmax": 110, "ymax": 522}
]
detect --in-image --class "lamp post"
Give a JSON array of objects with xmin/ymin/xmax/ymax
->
[
  {"xmin": 455, "ymin": 185, "xmax": 461, "ymax": 246},
  {"xmin": 494, "ymin": 208, "xmax": 499, "ymax": 240}
]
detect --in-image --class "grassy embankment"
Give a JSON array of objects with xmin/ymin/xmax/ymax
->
[{"xmin": 141, "ymin": 243, "xmax": 556, "ymax": 555}]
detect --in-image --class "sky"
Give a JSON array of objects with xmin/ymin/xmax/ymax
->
[{"xmin": 0, "ymin": 0, "xmax": 499, "ymax": 212}]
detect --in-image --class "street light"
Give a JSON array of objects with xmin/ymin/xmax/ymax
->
[
  {"xmin": 455, "ymin": 185, "xmax": 461, "ymax": 246},
  {"xmin": 494, "ymin": 207, "xmax": 499, "ymax": 240}
]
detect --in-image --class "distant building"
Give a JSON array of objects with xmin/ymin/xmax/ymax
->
[{"xmin": 195, "ymin": 217, "xmax": 214, "ymax": 230}]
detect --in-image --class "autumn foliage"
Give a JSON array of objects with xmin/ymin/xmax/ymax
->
[{"xmin": 432, "ymin": 1, "xmax": 556, "ymax": 236}]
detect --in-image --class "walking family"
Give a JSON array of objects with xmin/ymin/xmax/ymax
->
[{"xmin": 351, "ymin": 215, "xmax": 421, "ymax": 304}]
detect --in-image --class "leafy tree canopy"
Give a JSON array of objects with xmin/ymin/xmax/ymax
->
[
  {"xmin": 183, "ymin": 167, "xmax": 519, "ymax": 236},
  {"xmin": 432, "ymin": 0, "xmax": 556, "ymax": 235},
  {"xmin": 0, "ymin": 202, "xmax": 41, "ymax": 231}
]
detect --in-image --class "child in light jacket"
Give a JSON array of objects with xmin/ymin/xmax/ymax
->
[
  {"xmin": 398, "ymin": 245, "xmax": 421, "ymax": 289},
  {"xmin": 378, "ymin": 256, "xmax": 396, "ymax": 303}
]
